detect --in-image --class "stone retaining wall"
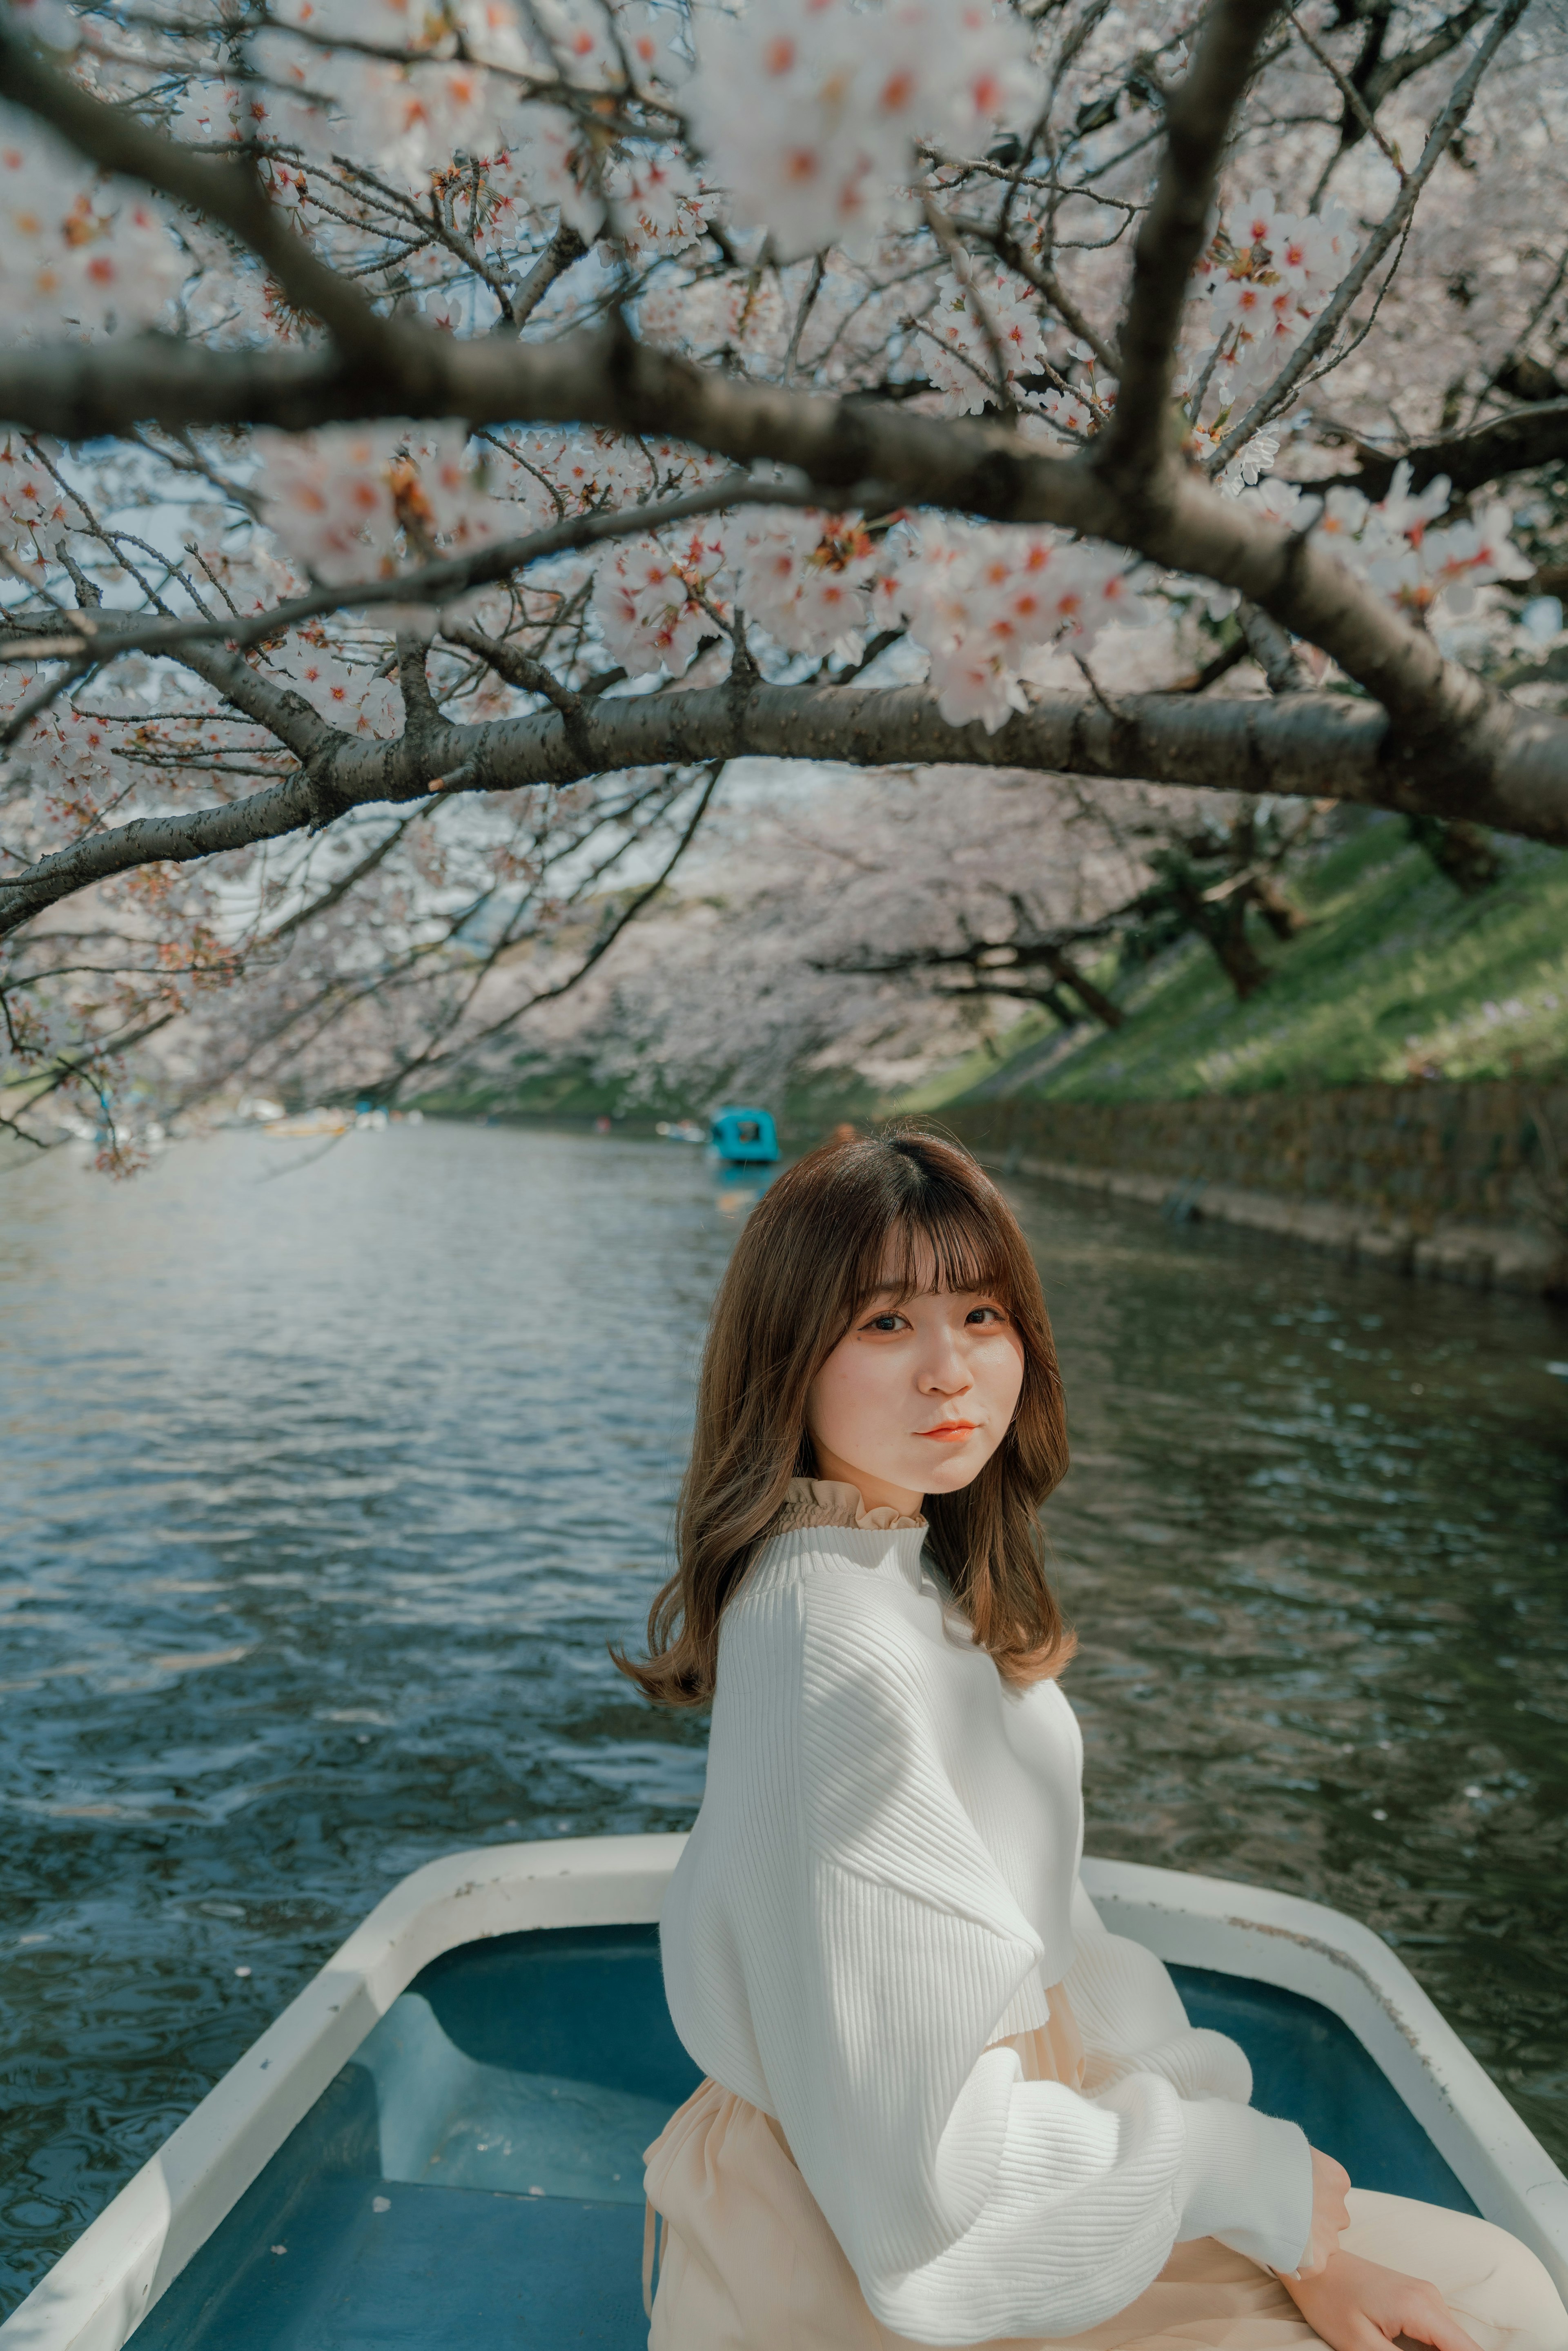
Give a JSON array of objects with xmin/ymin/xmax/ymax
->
[{"xmin": 940, "ymin": 1079, "xmax": 1568, "ymax": 1296}]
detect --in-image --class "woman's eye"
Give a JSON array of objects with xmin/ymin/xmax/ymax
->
[
  {"xmin": 866, "ymin": 1313, "xmax": 906, "ymax": 1333},
  {"xmin": 966, "ymin": 1305, "xmax": 1004, "ymax": 1324}
]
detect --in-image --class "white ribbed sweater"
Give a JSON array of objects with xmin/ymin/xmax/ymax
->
[{"xmin": 659, "ymin": 1516, "xmax": 1314, "ymax": 2347}]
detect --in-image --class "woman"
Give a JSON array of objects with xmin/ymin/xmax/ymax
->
[{"xmin": 620, "ymin": 1129, "xmax": 1566, "ymax": 2351}]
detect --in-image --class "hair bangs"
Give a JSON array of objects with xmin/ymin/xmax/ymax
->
[
  {"xmin": 853, "ymin": 1197, "xmax": 1013, "ymax": 1317},
  {"xmin": 838, "ymin": 1125, "xmax": 1019, "ymax": 1324}
]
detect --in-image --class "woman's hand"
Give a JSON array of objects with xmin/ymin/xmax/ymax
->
[
  {"xmin": 1292, "ymin": 2148, "xmax": 1352, "ymax": 2278},
  {"xmin": 1282, "ymin": 2250, "xmax": 1484, "ymax": 2351}
]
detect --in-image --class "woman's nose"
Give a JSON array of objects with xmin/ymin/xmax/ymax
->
[{"xmin": 918, "ymin": 1335, "xmax": 973, "ymax": 1395}]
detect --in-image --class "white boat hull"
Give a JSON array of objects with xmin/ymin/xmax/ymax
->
[{"xmin": 4, "ymin": 1838, "xmax": 1564, "ymax": 2351}]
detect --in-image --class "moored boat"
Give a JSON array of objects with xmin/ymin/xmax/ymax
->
[
  {"xmin": 706, "ymin": 1107, "xmax": 781, "ymax": 1167},
  {"xmin": 4, "ymin": 1836, "xmax": 1564, "ymax": 2351}
]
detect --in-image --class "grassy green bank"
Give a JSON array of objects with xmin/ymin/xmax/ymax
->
[
  {"xmin": 416, "ymin": 816, "xmax": 1567, "ymax": 1141},
  {"xmin": 910, "ymin": 815, "xmax": 1568, "ymax": 1115}
]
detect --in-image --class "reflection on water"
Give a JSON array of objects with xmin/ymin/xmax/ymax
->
[{"xmin": 1, "ymin": 1123, "xmax": 1565, "ymax": 2311}]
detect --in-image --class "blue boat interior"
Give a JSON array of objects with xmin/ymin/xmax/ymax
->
[{"xmin": 133, "ymin": 1924, "xmax": 1477, "ymax": 2351}]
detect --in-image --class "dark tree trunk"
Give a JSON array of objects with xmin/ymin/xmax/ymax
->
[
  {"xmin": 1249, "ymin": 870, "xmax": 1309, "ymax": 940},
  {"xmin": 1406, "ymin": 815, "xmax": 1503, "ymax": 894},
  {"xmin": 1044, "ymin": 946, "xmax": 1126, "ymax": 1028}
]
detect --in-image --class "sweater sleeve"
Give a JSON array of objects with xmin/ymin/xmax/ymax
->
[
  {"xmin": 1064, "ymin": 1901, "xmax": 1315, "ymax": 2269},
  {"xmin": 716, "ymin": 1573, "xmax": 1313, "ymax": 2347}
]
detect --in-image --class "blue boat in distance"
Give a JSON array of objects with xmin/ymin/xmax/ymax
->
[{"xmin": 708, "ymin": 1106, "xmax": 780, "ymax": 1166}]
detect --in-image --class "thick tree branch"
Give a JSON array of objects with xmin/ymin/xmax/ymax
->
[
  {"xmin": 2, "ymin": 334, "xmax": 1556, "ymax": 839},
  {"xmin": 1303, "ymin": 399, "xmax": 1568, "ymax": 499},
  {"xmin": 0, "ymin": 4, "xmax": 1557, "ymax": 875},
  {"xmin": 0, "ymin": 321, "xmax": 1098, "ymax": 511},
  {"xmin": 500, "ymin": 223, "xmax": 588, "ymax": 334},
  {"xmin": 1099, "ymin": 0, "xmax": 1281, "ymax": 474},
  {"xmin": 442, "ymin": 622, "xmax": 595, "ymax": 763},
  {"xmin": 7, "ymin": 675, "xmax": 1568, "ymax": 942},
  {"xmin": 0, "ymin": 323, "xmax": 1537, "ymax": 805},
  {"xmin": 173, "ymin": 641, "xmax": 337, "ymax": 762}
]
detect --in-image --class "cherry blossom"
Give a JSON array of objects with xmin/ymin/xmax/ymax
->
[
  {"xmin": 0, "ymin": 109, "xmax": 180, "ymax": 340},
  {"xmin": 684, "ymin": 0, "xmax": 1031, "ymax": 258},
  {"xmin": 1241, "ymin": 465, "xmax": 1532, "ymax": 621},
  {"xmin": 726, "ymin": 510, "xmax": 884, "ymax": 660},
  {"xmin": 918, "ymin": 264, "xmax": 1049, "ymax": 414},
  {"xmin": 255, "ymin": 425, "xmax": 520, "ymax": 582},
  {"xmin": 0, "ymin": 0, "xmax": 1561, "ymax": 1161},
  {"xmin": 603, "ymin": 149, "xmax": 710, "ymax": 261},
  {"xmin": 890, "ymin": 521, "xmax": 1148, "ymax": 731},
  {"xmin": 592, "ymin": 526, "xmax": 729, "ymax": 676},
  {"xmin": 0, "ymin": 435, "xmax": 70, "ymax": 564},
  {"xmin": 271, "ymin": 635, "xmax": 403, "ymax": 735},
  {"xmin": 1178, "ymin": 189, "xmax": 1357, "ymax": 426}
]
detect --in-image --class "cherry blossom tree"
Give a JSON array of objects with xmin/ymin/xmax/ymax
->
[
  {"xmin": 457, "ymin": 764, "xmax": 1292, "ymax": 1112},
  {"xmin": 2, "ymin": 0, "xmax": 1567, "ymax": 1154}
]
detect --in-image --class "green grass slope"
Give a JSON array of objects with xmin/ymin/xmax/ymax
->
[{"xmin": 913, "ymin": 815, "xmax": 1568, "ymax": 1109}]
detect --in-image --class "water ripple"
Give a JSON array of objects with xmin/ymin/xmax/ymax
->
[{"xmin": 1, "ymin": 1124, "xmax": 1565, "ymax": 2314}]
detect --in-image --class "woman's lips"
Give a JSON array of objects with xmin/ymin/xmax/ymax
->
[{"xmin": 918, "ymin": 1421, "xmax": 978, "ymax": 1440}]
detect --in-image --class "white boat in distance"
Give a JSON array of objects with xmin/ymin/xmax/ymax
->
[{"xmin": 3, "ymin": 1837, "xmax": 1564, "ymax": 2351}]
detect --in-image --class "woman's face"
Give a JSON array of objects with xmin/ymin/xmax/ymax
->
[{"xmin": 804, "ymin": 1280, "xmax": 1027, "ymax": 1515}]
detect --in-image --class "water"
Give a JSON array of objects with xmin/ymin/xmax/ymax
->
[{"xmin": 2, "ymin": 1123, "xmax": 1565, "ymax": 2316}]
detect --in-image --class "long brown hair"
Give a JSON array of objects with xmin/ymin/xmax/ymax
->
[{"xmin": 616, "ymin": 1124, "xmax": 1073, "ymax": 1707}]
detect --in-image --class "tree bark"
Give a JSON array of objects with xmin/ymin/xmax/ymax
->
[{"xmin": 8, "ymin": 676, "xmax": 1568, "ymax": 943}]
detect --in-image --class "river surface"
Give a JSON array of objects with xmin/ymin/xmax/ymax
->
[{"xmin": 2, "ymin": 1122, "xmax": 1566, "ymax": 2314}]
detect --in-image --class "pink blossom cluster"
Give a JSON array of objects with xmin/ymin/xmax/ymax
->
[
  {"xmin": 602, "ymin": 149, "xmax": 711, "ymax": 262},
  {"xmin": 0, "ymin": 436, "xmax": 70, "ymax": 567},
  {"xmin": 256, "ymin": 419, "xmax": 738, "ymax": 592},
  {"xmin": 919, "ymin": 265, "xmax": 1048, "ymax": 414},
  {"xmin": 0, "ymin": 111, "xmax": 180, "ymax": 341},
  {"xmin": 893, "ymin": 519, "xmax": 1147, "ymax": 729},
  {"xmin": 256, "ymin": 424, "xmax": 520, "ymax": 582},
  {"xmin": 638, "ymin": 272, "xmax": 792, "ymax": 372},
  {"xmin": 1241, "ymin": 463, "xmax": 1531, "ymax": 618},
  {"xmin": 684, "ymin": 0, "xmax": 1036, "ymax": 258},
  {"xmin": 726, "ymin": 510, "xmax": 886, "ymax": 658},
  {"xmin": 586, "ymin": 502, "xmax": 1148, "ymax": 726},
  {"xmin": 1036, "ymin": 385, "xmax": 1099, "ymax": 440},
  {"xmin": 240, "ymin": 45, "xmax": 518, "ymax": 186},
  {"xmin": 2, "ymin": 671, "xmax": 126, "ymax": 838},
  {"xmin": 270, "ymin": 636, "xmax": 403, "ymax": 735},
  {"xmin": 486, "ymin": 105, "xmax": 607, "ymax": 237},
  {"xmin": 591, "ymin": 507, "xmax": 892, "ymax": 674},
  {"xmin": 591, "ymin": 525, "xmax": 728, "ymax": 676},
  {"xmin": 477, "ymin": 118, "xmax": 710, "ymax": 259},
  {"xmin": 170, "ymin": 0, "xmax": 677, "ymax": 194},
  {"xmin": 1182, "ymin": 187, "xmax": 1355, "ymax": 410}
]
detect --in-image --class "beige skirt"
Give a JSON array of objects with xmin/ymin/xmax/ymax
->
[{"xmin": 641, "ymin": 1996, "xmax": 1568, "ymax": 2351}]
